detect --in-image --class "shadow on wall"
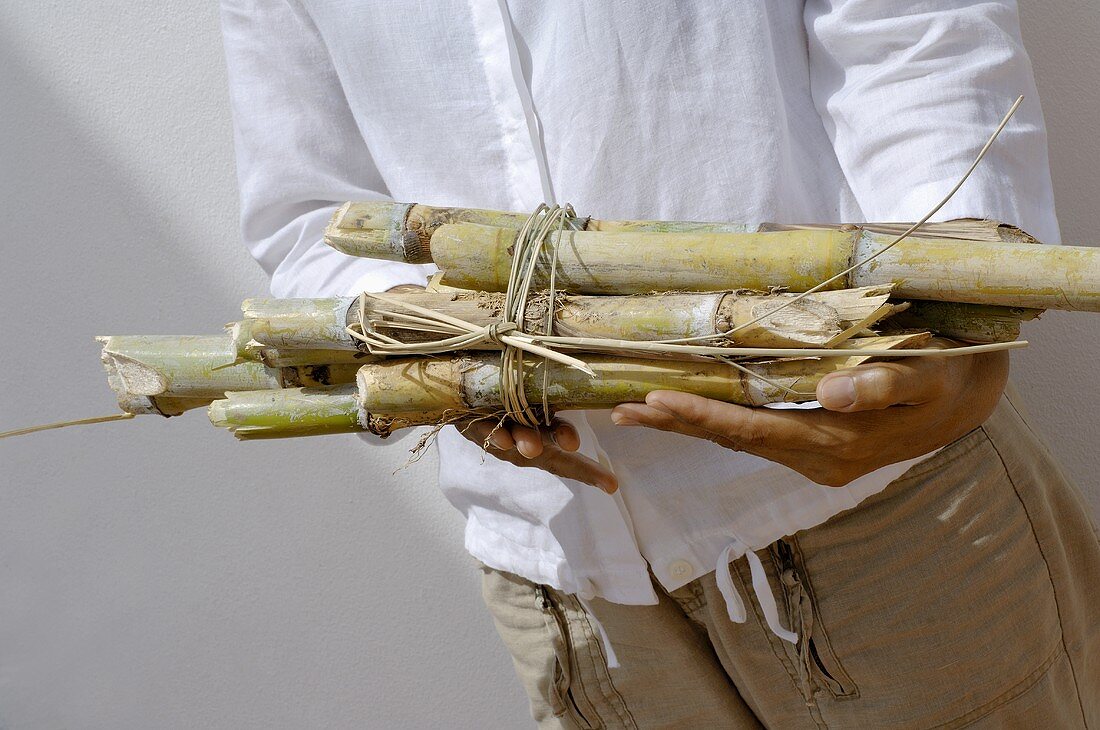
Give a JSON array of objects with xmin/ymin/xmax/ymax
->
[
  {"xmin": 0, "ymin": 10, "xmax": 524, "ymax": 729},
  {"xmin": 0, "ymin": 8, "xmax": 465, "ymax": 605},
  {"xmin": 0, "ymin": 25, "xmax": 253, "ymax": 329}
]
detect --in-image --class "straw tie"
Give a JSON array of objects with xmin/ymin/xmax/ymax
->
[{"xmin": 346, "ymin": 203, "xmax": 591, "ymax": 428}]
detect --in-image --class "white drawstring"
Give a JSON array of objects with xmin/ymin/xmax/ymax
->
[
  {"xmin": 744, "ymin": 550, "xmax": 799, "ymax": 644},
  {"xmin": 715, "ymin": 539, "xmax": 798, "ymax": 644},
  {"xmin": 715, "ymin": 542, "xmax": 748, "ymax": 622}
]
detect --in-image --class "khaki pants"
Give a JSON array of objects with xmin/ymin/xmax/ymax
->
[{"xmin": 482, "ymin": 392, "xmax": 1100, "ymax": 729}]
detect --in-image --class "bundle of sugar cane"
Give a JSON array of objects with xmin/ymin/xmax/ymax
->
[
  {"xmin": 1, "ymin": 99, "xmax": 1073, "ymax": 444},
  {"xmin": 68, "ymin": 219, "xmax": 1031, "ymax": 439},
  {"xmin": 84, "ymin": 202, "xmax": 1050, "ymax": 437}
]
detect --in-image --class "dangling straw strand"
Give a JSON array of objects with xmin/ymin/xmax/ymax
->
[
  {"xmin": 0, "ymin": 413, "xmax": 136, "ymax": 440},
  {"xmin": 563, "ymin": 96, "xmax": 1025, "ymax": 352}
]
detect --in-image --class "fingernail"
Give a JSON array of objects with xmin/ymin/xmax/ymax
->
[
  {"xmin": 516, "ymin": 443, "xmax": 536, "ymax": 458},
  {"xmin": 611, "ymin": 411, "xmax": 637, "ymax": 426},
  {"xmin": 819, "ymin": 376, "xmax": 856, "ymax": 409},
  {"xmin": 643, "ymin": 396, "xmax": 673, "ymax": 415},
  {"xmin": 489, "ymin": 433, "xmax": 508, "ymax": 450}
]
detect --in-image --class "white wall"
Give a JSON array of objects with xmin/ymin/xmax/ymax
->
[
  {"xmin": 0, "ymin": 2, "xmax": 1096, "ymax": 728},
  {"xmin": 1014, "ymin": 0, "xmax": 1100, "ymax": 518}
]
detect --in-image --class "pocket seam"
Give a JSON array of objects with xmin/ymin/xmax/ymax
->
[
  {"xmin": 930, "ymin": 645, "xmax": 1073, "ymax": 729},
  {"xmin": 566, "ymin": 595, "xmax": 639, "ymax": 730},
  {"xmin": 886, "ymin": 426, "xmax": 989, "ymax": 486},
  {"xmin": 1002, "ymin": 396, "xmax": 1100, "ymax": 544}
]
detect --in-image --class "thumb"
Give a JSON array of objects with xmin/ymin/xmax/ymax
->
[{"xmin": 816, "ymin": 360, "xmax": 947, "ymax": 412}]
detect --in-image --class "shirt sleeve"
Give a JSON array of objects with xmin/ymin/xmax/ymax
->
[
  {"xmin": 220, "ymin": 0, "xmax": 435, "ymax": 298},
  {"xmin": 804, "ymin": 0, "xmax": 1061, "ymax": 244}
]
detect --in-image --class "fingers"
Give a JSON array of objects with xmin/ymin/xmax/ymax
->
[
  {"xmin": 510, "ymin": 424, "xmax": 544, "ymax": 458},
  {"xmin": 461, "ymin": 418, "xmax": 579, "ymax": 456},
  {"xmin": 612, "ymin": 401, "xmax": 744, "ymax": 450},
  {"xmin": 816, "ymin": 358, "xmax": 952, "ymax": 412},
  {"xmin": 604, "ymin": 348, "xmax": 1008, "ymax": 488},
  {"xmin": 550, "ymin": 419, "xmax": 581, "ymax": 452},
  {"xmin": 463, "ymin": 419, "xmax": 515, "ymax": 450},
  {"xmin": 456, "ymin": 417, "xmax": 615, "ymax": 492},
  {"xmin": 496, "ymin": 419, "xmax": 581, "ymax": 458},
  {"xmin": 536, "ymin": 450, "xmax": 619, "ymax": 493},
  {"xmin": 612, "ymin": 391, "xmax": 802, "ymax": 457}
]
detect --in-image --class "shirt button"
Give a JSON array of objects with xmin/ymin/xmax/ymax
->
[{"xmin": 668, "ymin": 560, "xmax": 694, "ymax": 581}]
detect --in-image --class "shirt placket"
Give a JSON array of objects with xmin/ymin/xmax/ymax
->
[{"xmin": 466, "ymin": 0, "xmax": 550, "ymax": 210}]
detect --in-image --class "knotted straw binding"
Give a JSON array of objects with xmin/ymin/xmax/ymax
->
[
  {"xmin": 345, "ymin": 203, "xmax": 591, "ymax": 429},
  {"xmin": 498, "ymin": 203, "xmax": 580, "ymax": 427}
]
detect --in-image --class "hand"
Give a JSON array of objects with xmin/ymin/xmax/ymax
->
[
  {"xmin": 457, "ymin": 416, "xmax": 619, "ymax": 494},
  {"xmin": 386, "ymin": 284, "xmax": 617, "ymax": 492},
  {"xmin": 610, "ymin": 344, "xmax": 1009, "ymax": 487},
  {"xmin": 388, "ymin": 281, "xmax": 617, "ymax": 492}
]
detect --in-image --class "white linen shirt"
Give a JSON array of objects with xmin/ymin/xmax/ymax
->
[{"xmin": 220, "ymin": 0, "xmax": 1059, "ymax": 609}]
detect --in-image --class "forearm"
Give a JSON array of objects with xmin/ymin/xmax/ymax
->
[
  {"xmin": 220, "ymin": 0, "xmax": 434, "ymax": 299},
  {"xmin": 805, "ymin": 0, "xmax": 1059, "ymax": 241}
]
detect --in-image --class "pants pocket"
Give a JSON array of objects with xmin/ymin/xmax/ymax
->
[{"xmin": 794, "ymin": 426, "xmax": 1068, "ymax": 727}]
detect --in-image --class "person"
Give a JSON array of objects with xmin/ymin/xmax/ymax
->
[{"xmin": 220, "ymin": 1, "xmax": 1100, "ymax": 726}]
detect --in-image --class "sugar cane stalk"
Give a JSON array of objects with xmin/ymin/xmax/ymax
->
[
  {"xmin": 206, "ymin": 385, "xmax": 451, "ymax": 440},
  {"xmin": 355, "ymin": 334, "xmax": 928, "ymax": 417},
  {"xmin": 424, "ymin": 222, "xmax": 1100, "ymax": 312},
  {"xmin": 207, "ymin": 385, "xmax": 365, "ymax": 439},
  {"xmin": 885, "ymin": 301, "xmax": 1041, "ymax": 343},
  {"xmin": 98, "ymin": 335, "xmax": 360, "ymax": 415},
  {"xmin": 325, "ymin": 201, "xmax": 1034, "ymax": 263},
  {"xmin": 242, "ymin": 285, "xmax": 897, "ymax": 353}
]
